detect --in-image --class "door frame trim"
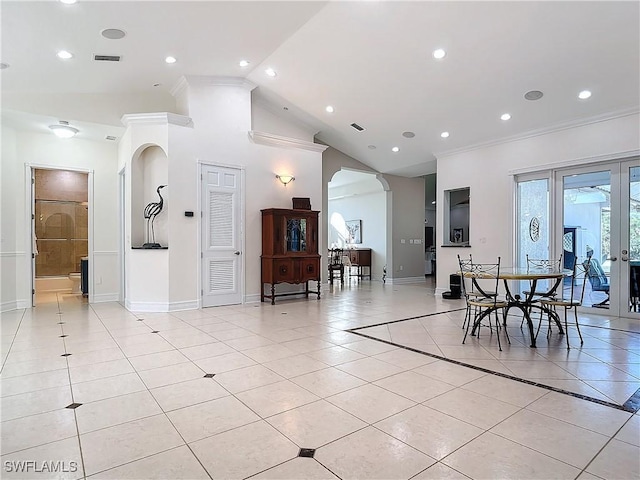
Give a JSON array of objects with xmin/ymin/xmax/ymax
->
[
  {"xmin": 26, "ymin": 163, "xmax": 95, "ymax": 305},
  {"xmin": 197, "ymin": 161, "xmax": 246, "ymax": 308}
]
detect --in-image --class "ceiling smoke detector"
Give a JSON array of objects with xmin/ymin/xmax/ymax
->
[
  {"xmin": 101, "ymin": 29, "xmax": 126, "ymax": 40},
  {"xmin": 524, "ymin": 90, "xmax": 544, "ymax": 101},
  {"xmin": 402, "ymin": 131, "xmax": 415, "ymax": 138}
]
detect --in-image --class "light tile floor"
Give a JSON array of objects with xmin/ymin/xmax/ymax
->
[{"xmin": 1, "ymin": 283, "xmax": 639, "ymax": 479}]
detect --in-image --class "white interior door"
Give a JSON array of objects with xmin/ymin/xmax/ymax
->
[{"xmin": 201, "ymin": 164, "xmax": 243, "ymax": 307}]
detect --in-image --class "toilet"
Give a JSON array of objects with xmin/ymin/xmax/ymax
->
[{"xmin": 69, "ymin": 273, "xmax": 82, "ymax": 294}]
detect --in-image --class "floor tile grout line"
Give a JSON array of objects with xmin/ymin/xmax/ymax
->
[
  {"xmin": 58, "ymin": 301, "xmax": 88, "ymax": 480},
  {"xmin": 85, "ymin": 303, "xmax": 216, "ymax": 479},
  {"xmin": 346, "ymin": 329, "xmax": 637, "ymax": 413},
  {"xmin": 0, "ymin": 308, "xmax": 28, "ymax": 374}
]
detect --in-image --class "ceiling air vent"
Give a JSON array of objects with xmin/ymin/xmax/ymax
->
[
  {"xmin": 94, "ymin": 54, "xmax": 121, "ymax": 62},
  {"xmin": 350, "ymin": 123, "xmax": 365, "ymax": 132},
  {"xmin": 105, "ymin": 136, "xmax": 117, "ymax": 141}
]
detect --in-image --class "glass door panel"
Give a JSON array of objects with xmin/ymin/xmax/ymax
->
[
  {"xmin": 516, "ymin": 177, "xmax": 552, "ymax": 293},
  {"xmin": 562, "ymin": 169, "xmax": 613, "ymax": 311},
  {"xmin": 623, "ymin": 161, "xmax": 640, "ymax": 316}
]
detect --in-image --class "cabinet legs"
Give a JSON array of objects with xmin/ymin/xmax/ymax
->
[{"xmin": 271, "ymin": 284, "xmax": 276, "ymax": 305}]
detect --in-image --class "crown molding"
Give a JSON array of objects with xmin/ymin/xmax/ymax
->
[
  {"xmin": 435, "ymin": 106, "xmax": 640, "ymax": 160},
  {"xmin": 170, "ymin": 75, "xmax": 256, "ymax": 97},
  {"xmin": 248, "ymin": 131, "xmax": 329, "ymax": 153},
  {"xmin": 121, "ymin": 112, "xmax": 193, "ymax": 128},
  {"xmin": 508, "ymin": 149, "xmax": 640, "ymax": 176}
]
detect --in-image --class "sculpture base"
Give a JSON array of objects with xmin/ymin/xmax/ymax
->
[{"xmin": 141, "ymin": 243, "xmax": 163, "ymax": 249}]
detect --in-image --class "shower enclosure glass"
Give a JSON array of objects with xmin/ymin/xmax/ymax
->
[{"xmin": 34, "ymin": 168, "xmax": 88, "ymax": 278}]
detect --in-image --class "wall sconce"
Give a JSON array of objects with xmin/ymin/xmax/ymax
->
[{"xmin": 276, "ymin": 174, "xmax": 295, "ymax": 186}]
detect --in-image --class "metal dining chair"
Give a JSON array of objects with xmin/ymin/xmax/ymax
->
[
  {"xmin": 537, "ymin": 257, "xmax": 591, "ymax": 349},
  {"xmin": 523, "ymin": 254, "xmax": 563, "ymax": 299},
  {"xmin": 328, "ymin": 248, "xmax": 345, "ymax": 285},
  {"xmin": 458, "ymin": 254, "xmax": 497, "ymax": 331},
  {"xmin": 461, "ymin": 257, "xmax": 510, "ymax": 351}
]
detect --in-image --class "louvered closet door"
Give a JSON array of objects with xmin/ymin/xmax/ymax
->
[{"xmin": 201, "ymin": 165, "xmax": 243, "ymax": 307}]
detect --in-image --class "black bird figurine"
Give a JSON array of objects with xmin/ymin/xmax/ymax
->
[{"xmin": 143, "ymin": 185, "xmax": 166, "ymax": 248}]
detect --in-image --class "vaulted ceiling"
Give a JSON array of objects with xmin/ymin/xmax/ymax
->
[{"xmin": 2, "ymin": 1, "xmax": 639, "ymax": 176}]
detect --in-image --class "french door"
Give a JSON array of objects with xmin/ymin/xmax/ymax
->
[{"xmin": 554, "ymin": 159, "xmax": 639, "ymax": 319}]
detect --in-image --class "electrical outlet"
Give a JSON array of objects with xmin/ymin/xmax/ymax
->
[
  {"xmin": 409, "ymin": 239, "xmax": 414, "ymax": 244},
  {"xmin": 401, "ymin": 239, "xmax": 406, "ymax": 244},
  {"xmin": 399, "ymin": 265, "xmax": 403, "ymax": 271}
]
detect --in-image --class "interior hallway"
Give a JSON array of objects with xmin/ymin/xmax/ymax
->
[{"xmin": 1, "ymin": 282, "xmax": 639, "ymax": 479}]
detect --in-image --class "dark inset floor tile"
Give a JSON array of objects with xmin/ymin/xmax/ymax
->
[
  {"xmin": 203, "ymin": 373, "xmax": 216, "ymax": 378},
  {"xmin": 66, "ymin": 403, "xmax": 83, "ymax": 409},
  {"xmin": 298, "ymin": 448, "xmax": 316, "ymax": 458}
]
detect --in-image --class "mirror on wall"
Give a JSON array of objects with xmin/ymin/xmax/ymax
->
[{"xmin": 443, "ymin": 187, "xmax": 470, "ymax": 246}]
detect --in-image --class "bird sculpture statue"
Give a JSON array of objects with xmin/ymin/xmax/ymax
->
[{"xmin": 143, "ymin": 185, "xmax": 166, "ymax": 248}]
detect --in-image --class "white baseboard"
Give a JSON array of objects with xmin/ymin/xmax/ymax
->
[
  {"xmin": 168, "ymin": 300, "xmax": 199, "ymax": 312},
  {"xmin": 0, "ymin": 299, "xmax": 31, "ymax": 312},
  {"xmin": 386, "ymin": 276, "xmax": 427, "ymax": 285},
  {"xmin": 92, "ymin": 293, "xmax": 120, "ymax": 303},
  {"xmin": 125, "ymin": 299, "xmax": 199, "ymax": 313},
  {"xmin": 244, "ymin": 293, "xmax": 262, "ymax": 304}
]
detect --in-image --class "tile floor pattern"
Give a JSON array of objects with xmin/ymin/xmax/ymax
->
[{"xmin": 0, "ymin": 283, "xmax": 638, "ymax": 480}]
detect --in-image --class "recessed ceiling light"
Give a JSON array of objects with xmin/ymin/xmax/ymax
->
[
  {"xmin": 578, "ymin": 90, "xmax": 592, "ymax": 100},
  {"xmin": 433, "ymin": 49, "xmax": 446, "ymax": 59},
  {"xmin": 325, "ymin": 106, "xmax": 334, "ymax": 113},
  {"xmin": 59, "ymin": 0, "xmax": 77, "ymax": 4},
  {"xmin": 57, "ymin": 50, "xmax": 73, "ymax": 60},
  {"xmin": 265, "ymin": 67, "xmax": 277, "ymax": 77},
  {"xmin": 0, "ymin": 63, "xmax": 9, "ymax": 69},
  {"xmin": 524, "ymin": 90, "xmax": 543, "ymax": 101},
  {"xmin": 392, "ymin": 147, "xmax": 400, "ymax": 152},
  {"xmin": 101, "ymin": 28, "xmax": 126, "ymax": 40},
  {"xmin": 49, "ymin": 123, "xmax": 79, "ymax": 138},
  {"xmin": 239, "ymin": 60, "xmax": 249, "ymax": 67},
  {"xmin": 402, "ymin": 131, "xmax": 415, "ymax": 138},
  {"xmin": 165, "ymin": 56, "xmax": 177, "ymax": 64},
  {"xmin": 440, "ymin": 131, "xmax": 450, "ymax": 138},
  {"xmin": 501, "ymin": 113, "xmax": 511, "ymax": 121},
  {"xmin": 368, "ymin": 145, "xmax": 377, "ymax": 150}
]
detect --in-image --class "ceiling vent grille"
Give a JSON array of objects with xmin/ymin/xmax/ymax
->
[
  {"xmin": 94, "ymin": 54, "xmax": 121, "ymax": 62},
  {"xmin": 105, "ymin": 136, "xmax": 117, "ymax": 141},
  {"xmin": 350, "ymin": 123, "xmax": 365, "ymax": 132}
]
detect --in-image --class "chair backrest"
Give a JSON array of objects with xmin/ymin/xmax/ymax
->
[
  {"xmin": 567, "ymin": 257, "xmax": 592, "ymax": 304},
  {"xmin": 457, "ymin": 255, "xmax": 471, "ymax": 300},
  {"xmin": 583, "ymin": 257, "xmax": 609, "ymax": 291},
  {"xmin": 526, "ymin": 254, "xmax": 563, "ymax": 271},
  {"xmin": 329, "ymin": 248, "xmax": 344, "ymax": 267},
  {"xmin": 467, "ymin": 257, "xmax": 501, "ymax": 305}
]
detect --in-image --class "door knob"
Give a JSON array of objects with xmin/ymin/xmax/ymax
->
[
  {"xmin": 234, "ymin": 251, "xmax": 240, "ymax": 255},
  {"xmin": 608, "ymin": 256, "xmax": 617, "ymax": 262}
]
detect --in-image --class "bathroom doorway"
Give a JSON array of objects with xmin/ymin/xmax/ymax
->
[{"xmin": 32, "ymin": 167, "xmax": 89, "ymax": 306}]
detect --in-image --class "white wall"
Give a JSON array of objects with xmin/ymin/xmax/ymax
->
[
  {"xmin": 1, "ymin": 126, "xmax": 20, "ymax": 310},
  {"xmin": 0, "ymin": 126, "xmax": 120, "ymax": 309},
  {"xmin": 120, "ymin": 77, "xmax": 324, "ymax": 310},
  {"xmin": 435, "ymin": 113, "xmax": 640, "ymax": 293},
  {"xmin": 328, "ymin": 190, "xmax": 386, "ymax": 280}
]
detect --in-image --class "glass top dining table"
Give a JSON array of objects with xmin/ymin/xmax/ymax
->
[{"xmin": 462, "ymin": 267, "xmax": 573, "ymax": 347}]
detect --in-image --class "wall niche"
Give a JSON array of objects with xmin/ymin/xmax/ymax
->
[
  {"xmin": 131, "ymin": 145, "xmax": 169, "ymax": 248},
  {"xmin": 443, "ymin": 187, "xmax": 470, "ymax": 246}
]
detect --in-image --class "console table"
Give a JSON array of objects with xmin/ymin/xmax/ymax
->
[{"xmin": 345, "ymin": 248, "xmax": 372, "ymax": 280}]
